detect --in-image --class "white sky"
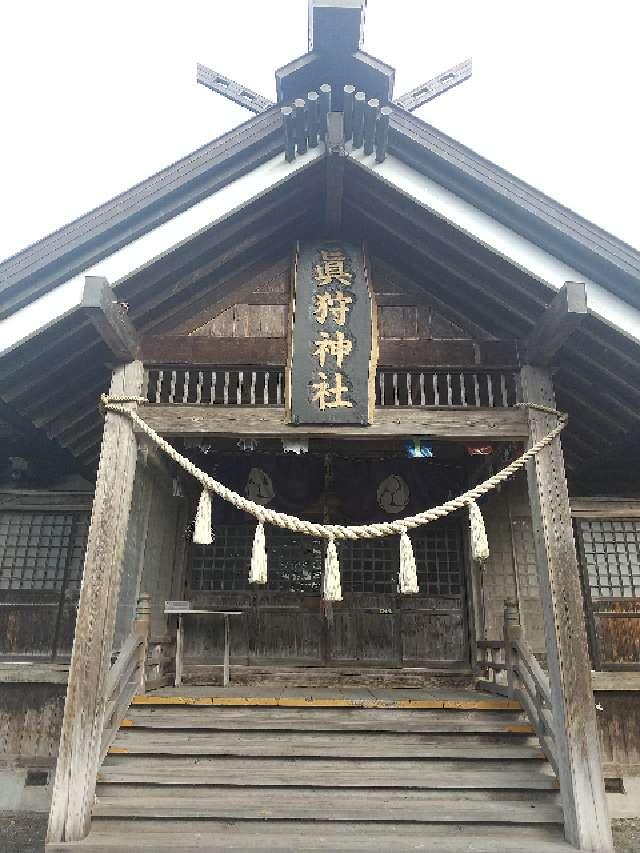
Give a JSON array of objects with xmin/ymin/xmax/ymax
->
[{"xmin": 1, "ymin": 0, "xmax": 639, "ymax": 267}]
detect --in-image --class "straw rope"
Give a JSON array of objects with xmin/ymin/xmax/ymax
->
[{"xmin": 101, "ymin": 395, "xmax": 566, "ymax": 541}]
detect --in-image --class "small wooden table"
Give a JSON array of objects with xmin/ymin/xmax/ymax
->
[{"xmin": 164, "ymin": 607, "xmax": 243, "ymax": 688}]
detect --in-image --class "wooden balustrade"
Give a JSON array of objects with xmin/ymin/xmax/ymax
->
[
  {"xmin": 477, "ymin": 602, "xmax": 558, "ymax": 776},
  {"xmin": 144, "ymin": 365, "xmax": 518, "ymax": 409},
  {"xmin": 99, "ymin": 593, "xmax": 150, "ymax": 762}
]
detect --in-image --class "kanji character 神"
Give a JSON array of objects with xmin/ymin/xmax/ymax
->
[
  {"xmin": 311, "ymin": 371, "xmax": 353, "ymax": 410},
  {"xmin": 313, "ymin": 330, "xmax": 353, "ymax": 368},
  {"xmin": 313, "ymin": 290, "xmax": 353, "ymax": 326}
]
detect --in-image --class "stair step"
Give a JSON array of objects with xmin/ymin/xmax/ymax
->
[
  {"xmin": 109, "ymin": 730, "xmax": 545, "ymax": 759},
  {"xmin": 131, "ymin": 693, "xmax": 520, "ymax": 710},
  {"xmin": 96, "ymin": 782, "xmax": 560, "ymax": 805},
  {"xmin": 47, "ymin": 820, "xmax": 573, "ymax": 851},
  {"xmin": 93, "ymin": 787, "xmax": 563, "ymax": 823},
  {"xmin": 123, "ymin": 707, "xmax": 531, "ymax": 733},
  {"xmin": 97, "ymin": 756, "xmax": 559, "ymax": 788}
]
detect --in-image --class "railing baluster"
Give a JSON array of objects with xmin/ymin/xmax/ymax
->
[
  {"xmin": 406, "ymin": 372, "xmax": 412, "ymax": 406},
  {"xmin": 433, "ymin": 373, "xmax": 439, "ymax": 406},
  {"xmin": 182, "ymin": 370, "xmax": 189, "ymax": 404},
  {"xmin": 196, "ymin": 371, "xmax": 203, "ymax": 405},
  {"xmin": 446, "ymin": 372, "xmax": 453, "ymax": 407},
  {"xmin": 276, "ymin": 372, "xmax": 282, "ymax": 405},
  {"xmin": 250, "ymin": 371, "xmax": 257, "ymax": 405},
  {"xmin": 263, "ymin": 371, "xmax": 269, "ymax": 405},
  {"xmin": 211, "ymin": 371, "xmax": 217, "ymax": 404},
  {"xmin": 419, "ymin": 372, "xmax": 426, "ymax": 406},
  {"xmin": 155, "ymin": 370, "xmax": 164, "ymax": 404},
  {"xmin": 237, "ymin": 370, "xmax": 243, "ymax": 405},
  {"xmin": 460, "ymin": 372, "xmax": 467, "ymax": 406},
  {"xmin": 169, "ymin": 370, "xmax": 177, "ymax": 404},
  {"xmin": 487, "ymin": 373, "xmax": 494, "ymax": 407},
  {"xmin": 501, "ymin": 372, "xmax": 508, "ymax": 408},
  {"xmin": 393, "ymin": 372, "xmax": 399, "ymax": 406},
  {"xmin": 223, "ymin": 371, "xmax": 229, "ymax": 405},
  {"xmin": 379, "ymin": 371, "xmax": 385, "ymax": 406},
  {"xmin": 473, "ymin": 373, "xmax": 480, "ymax": 407}
]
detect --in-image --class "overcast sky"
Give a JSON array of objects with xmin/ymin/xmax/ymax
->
[{"xmin": 1, "ymin": 0, "xmax": 639, "ymax": 265}]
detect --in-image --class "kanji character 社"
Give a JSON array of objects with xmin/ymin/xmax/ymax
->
[
  {"xmin": 313, "ymin": 290, "xmax": 353, "ymax": 326},
  {"xmin": 313, "ymin": 249, "xmax": 352, "ymax": 287},
  {"xmin": 311, "ymin": 372, "xmax": 353, "ymax": 410},
  {"xmin": 313, "ymin": 330, "xmax": 353, "ymax": 368}
]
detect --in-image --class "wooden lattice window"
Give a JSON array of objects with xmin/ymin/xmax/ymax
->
[
  {"xmin": 577, "ymin": 519, "xmax": 640, "ymax": 599},
  {"xmin": 0, "ymin": 511, "xmax": 89, "ymax": 592},
  {"xmin": 190, "ymin": 522, "xmax": 464, "ymax": 596}
]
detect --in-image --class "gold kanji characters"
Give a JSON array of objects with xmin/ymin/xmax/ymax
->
[
  {"xmin": 311, "ymin": 372, "xmax": 353, "ymax": 410},
  {"xmin": 313, "ymin": 330, "xmax": 353, "ymax": 368},
  {"xmin": 313, "ymin": 290, "xmax": 353, "ymax": 326},
  {"xmin": 313, "ymin": 249, "xmax": 352, "ymax": 287}
]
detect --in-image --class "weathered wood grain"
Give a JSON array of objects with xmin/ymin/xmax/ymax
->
[
  {"xmin": 97, "ymin": 757, "xmax": 557, "ymax": 788},
  {"xmin": 108, "ymin": 729, "xmax": 544, "ymax": 759},
  {"xmin": 46, "ymin": 821, "xmax": 572, "ymax": 852},
  {"xmin": 521, "ymin": 364, "xmax": 612, "ymax": 852},
  {"xmin": 92, "ymin": 788, "xmax": 562, "ymax": 823},
  {"xmin": 139, "ymin": 405, "xmax": 528, "ymax": 439},
  {"xmin": 47, "ymin": 362, "xmax": 143, "ymax": 844}
]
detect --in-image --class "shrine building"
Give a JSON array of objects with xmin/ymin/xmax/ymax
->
[{"xmin": 1, "ymin": 2, "xmax": 639, "ymax": 850}]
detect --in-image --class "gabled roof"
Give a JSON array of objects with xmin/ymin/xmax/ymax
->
[{"xmin": 1, "ymin": 5, "xmax": 639, "ymax": 481}]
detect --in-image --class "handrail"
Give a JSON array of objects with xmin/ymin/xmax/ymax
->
[
  {"xmin": 476, "ymin": 601, "xmax": 558, "ymax": 777},
  {"xmin": 99, "ymin": 593, "xmax": 150, "ymax": 762}
]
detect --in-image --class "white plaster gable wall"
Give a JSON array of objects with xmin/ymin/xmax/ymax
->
[
  {"xmin": 2, "ymin": 141, "xmax": 639, "ymax": 356},
  {"xmin": 350, "ymin": 148, "xmax": 640, "ymax": 346},
  {"xmin": 0, "ymin": 146, "xmax": 324, "ymax": 356}
]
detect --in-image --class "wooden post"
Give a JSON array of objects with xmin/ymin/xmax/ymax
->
[
  {"xmin": 47, "ymin": 361, "xmax": 144, "ymax": 843},
  {"xmin": 503, "ymin": 599, "xmax": 521, "ymax": 697},
  {"xmin": 134, "ymin": 593, "xmax": 151, "ymax": 694},
  {"xmin": 520, "ymin": 364, "xmax": 612, "ymax": 852}
]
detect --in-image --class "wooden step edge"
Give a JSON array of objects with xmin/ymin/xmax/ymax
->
[
  {"xmin": 118, "ymin": 719, "xmax": 535, "ymax": 734},
  {"xmin": 131, "ymin": 695, "xmax": 522, "ymax": 711},
  {"xmin": 105, "ymin": 746, "xmax": 549, "ymax": 759}
]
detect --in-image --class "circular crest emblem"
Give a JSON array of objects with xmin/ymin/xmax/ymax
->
[
  {"xmin": 377, "ymin": 474, "xmax": 410, "ymax": 514},
  {"xmin": 244, "ymin": 468, "xmax": 275, "ymax": 506}
]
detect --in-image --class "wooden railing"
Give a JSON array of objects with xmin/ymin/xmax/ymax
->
[
  {"xmin": 144, "ymin": 365, "xmax": 518, "ymax": 409},
  {"xmin": 99, "ymin": 593, "xmax": 150, "ymax": 761},
  {"xmin": 477, "ymin": 602, "xmax": 559, "ymax": 777}
]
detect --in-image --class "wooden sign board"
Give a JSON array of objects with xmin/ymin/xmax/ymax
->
[{"xmin": 287, "ymin": 241, "xmax": 377, "ymax": 426}]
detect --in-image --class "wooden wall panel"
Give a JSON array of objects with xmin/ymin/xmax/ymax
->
[
  {"xmin": 0, "ymin": 684, "xmax": 66, "ymax": 763},
  {"xmin": 596, "ymin": 692, "xmax": 640, "ymax": 773}
]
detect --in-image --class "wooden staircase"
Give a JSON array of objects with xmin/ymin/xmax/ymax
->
[{"xmin": 47, "ymin": 692, "xmax": 576, "ymax": 851}]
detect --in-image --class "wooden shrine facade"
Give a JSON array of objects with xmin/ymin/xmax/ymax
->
[{"xmin": 3, "ymin": 6, "xmax": 640, "ymax": 843}]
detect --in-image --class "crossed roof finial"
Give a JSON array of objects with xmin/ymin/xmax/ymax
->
[{"xmin": 197, "ymin": 0, "xmax": 471, "ymax": 115}]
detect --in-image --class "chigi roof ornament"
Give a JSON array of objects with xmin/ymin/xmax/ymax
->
[{"xmin": 197, "ymin": 0, "xmax": 472, "ymax": 115}]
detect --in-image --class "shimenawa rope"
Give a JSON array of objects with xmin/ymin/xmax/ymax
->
[{"xmin": 101, "ymin": 394, "xmax": 567, "ymax": 600}]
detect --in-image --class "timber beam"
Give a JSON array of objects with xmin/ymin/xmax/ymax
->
[
  {"xmin": 521, "ymin": 364, "xmax": 612, "ymax": 851},
  {"xmin": 524, "ymin": 281, "xmax": 587, "ymax": 366},
  {"xmin": 138, "ymin": 405, "xmax": 528, "ymax": 440},
  {"xmin": 81, "ymin": 277, "xmax": 139, "ymax": 362},
  {"xmin": 325, "ymin": 112, "xmax": 345, "ymax": 232}
]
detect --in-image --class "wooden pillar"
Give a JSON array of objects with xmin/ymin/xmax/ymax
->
[
  {"xmin": 520, "ymin": 364, "xmax": 612, "ymax": 852},
  {"xmin": 47, "ymin": 361, "xmax": 144, "ymax": 843}
]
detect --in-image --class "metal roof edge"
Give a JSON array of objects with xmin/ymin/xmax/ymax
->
[
  {"xmin": 388, "ymin": 109, "xmax": 640, "ymax": 311},
  {"xmin": 0, "ymin": 108, "xmax": 284, "ymax": 321}
]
